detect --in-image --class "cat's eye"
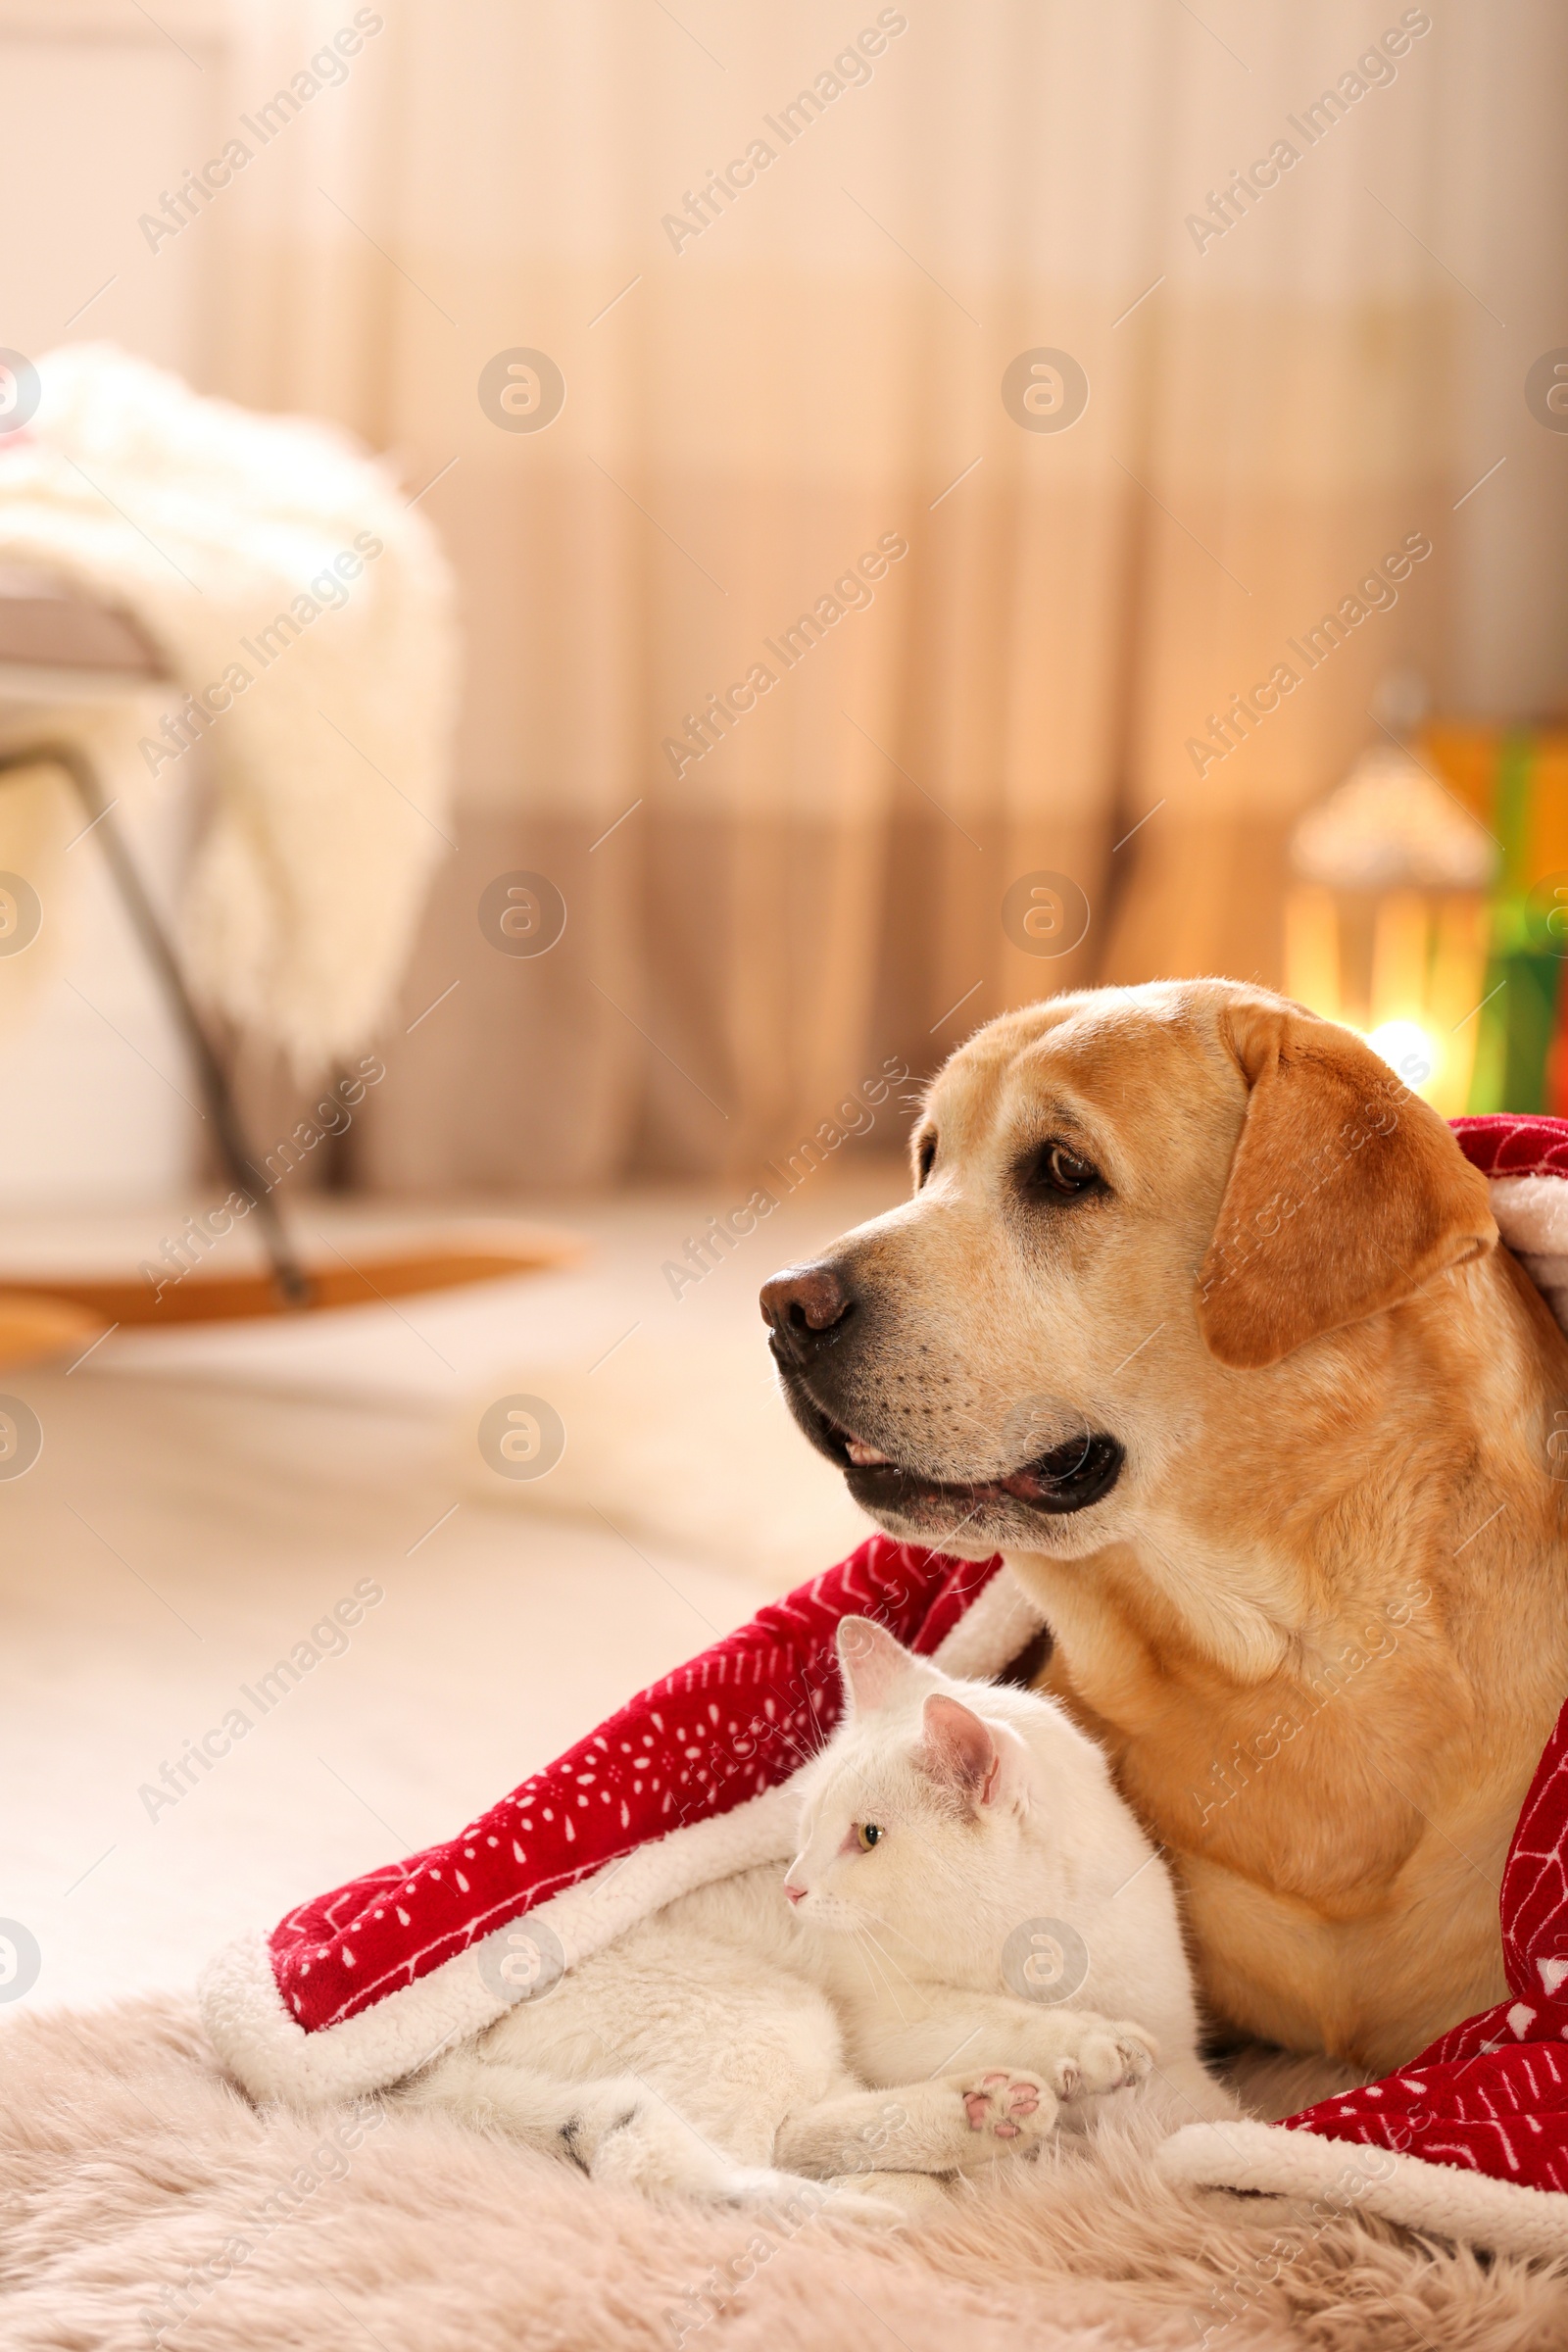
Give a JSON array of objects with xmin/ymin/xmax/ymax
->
[
  {"xmin": 1023, "ymin": 1140, "xmax": 1101, "ymax": 1199},
  {"xmin": 916, "ymin": 1134, "xmax": 936, "ymax": 1187},
  {"xmin": 856, "ymin": 1823, "xmax": 883, "ymax": 1850}
]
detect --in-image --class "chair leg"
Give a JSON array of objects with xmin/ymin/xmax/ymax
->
[{"xmin": 0, "ymin": 739, "xmax": 313, "ymax": 1308}]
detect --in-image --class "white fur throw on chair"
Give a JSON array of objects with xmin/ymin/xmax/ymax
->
[{"xmin": 0, "ymin": 344, "xmax": 456, "ymax": 1069}]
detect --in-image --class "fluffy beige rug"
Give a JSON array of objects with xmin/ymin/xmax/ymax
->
[{"xmin": 3, "ymin": 1998, "xmax": 1566, "ymax": 2351}]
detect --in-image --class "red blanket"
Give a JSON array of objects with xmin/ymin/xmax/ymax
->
[
  {"xmin": 1158, "ymin": 1688, "xmax": 1568, "ymax": 2257},
  {"xmin": 199, "ymin": 1113, "xmax": 1568, "ymax": 2259},
  {"xmin": 275, "ymin": 1544, "xmax": 1001, "ymax": 2038},
  {"xmin": 199, "ymin": 1540, "xmax": 1035, "ymax": 2109}
]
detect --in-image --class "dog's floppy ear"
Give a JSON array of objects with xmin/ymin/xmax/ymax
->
[{"xmin": 1196, "ymin": 999, "xmax": 1496, "ymax": 1370}]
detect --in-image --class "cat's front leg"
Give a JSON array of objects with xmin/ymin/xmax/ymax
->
[
  {"xmin": 1005, "ymin": 2002, "xmax": 1156, "ymax": 2100},
  {"xmin": 847, "ymin": 1992, "xmax": 1155, "ymax": 2104},
  {"xmin": 775, "ymin": 2068, "xmax": 1058, "ymax": 2178}
]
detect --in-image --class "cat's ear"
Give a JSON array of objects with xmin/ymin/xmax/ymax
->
[
  {"xmin": 836, "ymin": 1617, "xmax": 917, "ymax": 1713},
  {"xmin": 919, "ymin": 1693, "xmax": 1002, "ymax": 1805}
]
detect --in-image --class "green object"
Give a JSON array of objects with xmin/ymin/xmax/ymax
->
[
  {"xmin": 1467, "ymin": 948, "xmax": 1561, "ymax": 1114},
  {"xmin": 1466, "ymin": 735, "xmax": 1565, "ymax": 1114}
]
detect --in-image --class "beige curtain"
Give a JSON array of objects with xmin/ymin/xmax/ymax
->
[{"xmin": 203, "ymin": 0, "xmax": 1567, "ymax": 1186}]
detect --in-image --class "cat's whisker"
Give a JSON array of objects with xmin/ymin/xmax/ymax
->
[
  {"xmin": 852, "ymin": 1904, "xmax": 922, "ymax": 1975},
  {"xmin": 854, "ymin": 1927, "xmax": 912, "ymax": 2024},
  {"xmin": 846, "ymin": 1926, "xmax": 891, "ymax": 2009},
  {"xmin": 858, "ymin": 1905, "xmax": 944, "ymax": 1987},
  {"xmin": 801, "ymin": 1676, "xmax": 828, "ymax": 1744},
  {"xmin": 741, "ymin": 1700, "xmax": 831, "ymax": 1795},
  {"xmin": 853, "ymin": 1922, "xmax": 920, "ymax": 2021},
  {"xmin": 856, "ymin": 1921, "xmax": 905, "ymax": 1993},
  {"xmin": 780, "ymin": 1720, "xmax": 828, "ymax": 1766},
  {"xmin": 769, "ymin": 1710, "xmax": 828, "ymax": 1773}
]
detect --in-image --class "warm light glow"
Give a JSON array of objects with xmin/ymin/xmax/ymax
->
[
  {"xmin": 1283, "ymin": 881, "xmax": 1486, "ymax": 1116},
  {"xmin": 1366, "ymin": 1019, "xmax": 1438, "ymax": 1094}
]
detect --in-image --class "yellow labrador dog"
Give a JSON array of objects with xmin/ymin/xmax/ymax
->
[{"xmin": 761, "ymin": 979, "xmax": 1568, "ymax": 2074}]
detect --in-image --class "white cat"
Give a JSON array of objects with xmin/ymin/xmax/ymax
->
[{"xmin": 402, "ymin": 1616, "xmax": 1232, "ymax": 2209}]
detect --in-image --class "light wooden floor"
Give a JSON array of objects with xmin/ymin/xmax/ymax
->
[{"xmin": 0, "ymin": 1172, "xmax": 898, "ymax": 2010}]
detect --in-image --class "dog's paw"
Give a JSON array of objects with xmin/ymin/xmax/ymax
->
[
  {"xmin": 956, "ymin": 2068, "xmax": 1057, "ymax": 2148},
  {"xmin": 1047, "ymin": 2018, "xmax": 1157, "ymax": 2100}
]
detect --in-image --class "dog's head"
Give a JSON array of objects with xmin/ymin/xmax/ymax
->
[{"xmin": 760, "ymin": 980, "xmax": 1496, "ymax": 1557}]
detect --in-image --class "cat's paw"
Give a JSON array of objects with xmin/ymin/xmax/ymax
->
[
  {"xmin": 1049, "ymin": 2018, "xmax": 1157, "ymax": 2101},
  {"xmin": 956, "ymin": 2068, "xmax": 1057, "ymax": 2148}
]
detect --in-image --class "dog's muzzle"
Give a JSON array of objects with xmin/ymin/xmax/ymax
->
[{"xmin": 760, "ymin": 1258, "xmax": 1124, "ymax": 1518}]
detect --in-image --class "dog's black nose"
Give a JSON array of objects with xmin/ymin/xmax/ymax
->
[{"xmin": 760, "ymin": 1261, "xmax": 854, "ymax": 1361}]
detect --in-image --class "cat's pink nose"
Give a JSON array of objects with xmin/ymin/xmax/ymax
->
[{"xmin": 783, "ymin": 1883, "xmax": 806, "ymax": 1905}]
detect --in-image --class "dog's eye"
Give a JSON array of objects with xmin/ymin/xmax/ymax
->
[
  {"xmin": 916, "ymin": 1135, "xmax": 936, "ymax": 1187},
  {"xmin": 856, "ymin": 1822, "xmax": 883, "ymax": 1851},
  {"xmin": 1027, "ymin": 1142, "xmax": 1101, "ymax": 1198}
]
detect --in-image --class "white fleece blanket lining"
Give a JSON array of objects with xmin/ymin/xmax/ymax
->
[{"xmin": 197, "ymin": 1567, "xmax": 1045, "ymax": 2107}]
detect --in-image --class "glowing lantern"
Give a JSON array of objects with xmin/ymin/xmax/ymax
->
[{"xmin": 1285, "ymin": 743, "xmax": 1496, "ymax": 1116}]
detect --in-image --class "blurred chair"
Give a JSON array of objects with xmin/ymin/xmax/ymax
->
[{"xmin": 0, "ymin": 568, "xmax": 575, "ymax": 1328}]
